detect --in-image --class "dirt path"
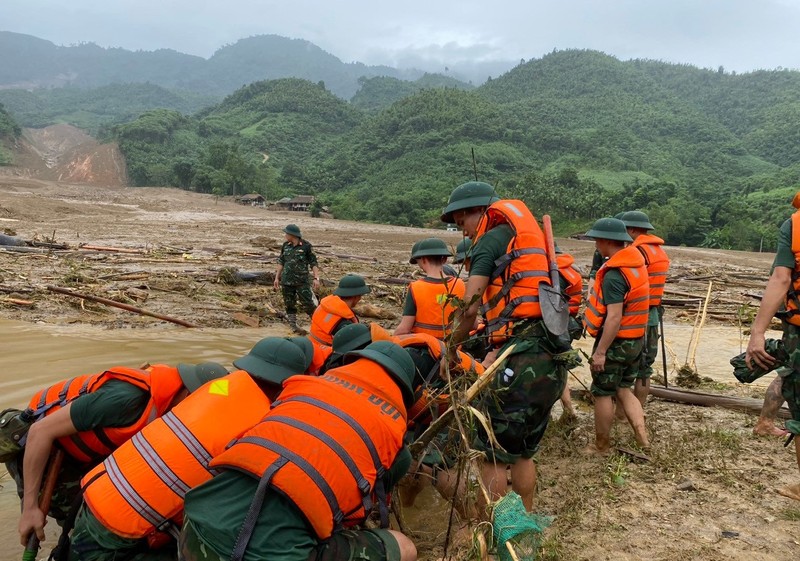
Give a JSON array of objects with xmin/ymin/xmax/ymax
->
[{"xmin": 1, "ymin": 177, "xmax": 798, "ymax": 560}]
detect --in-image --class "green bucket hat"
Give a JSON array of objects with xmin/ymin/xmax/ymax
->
[
  {"xmin": 233, "ymin": 336, "xmax": 313, "ymax": 385},
  {"xmin": 440, "ymin": 181, "xmax": 500, "ymax": 223},
  {"xmin": 585, "ymin": 218, "xmax": 633, "ymax": 243},
  {"xmin": 332, "ymin": 323, "xmax": 372, "ymax": 355},
  {"xmin": 333, "ymin": 274, "xmax": 371, "ymax": 297},
  {"xmin": 0, "ymin": 408, "xmax": 32, "ymax": 463},
  {"xmin": 614, "ymin": 212, "xmax": 626, "ymax": 220},
  {"xmin": 283, "ymin": 224, "xmax": 302, "ymax": 238},
  {"xmin": 620, "ymin": 210, "xmax": 655, "ymax": 231},
  {"xmin": 410, "ymin": 238, "xmax": 451, "ymax": 264},
  {"xmin": 345, "ymin": 341, "xmax": 416, "ymax": 405},
  {"xmin": 730, "ymin": 338, "xmax": 787, "ymax": 383},
  {"xmin": 454, "ymin": 238, "xmax": 472, "ymax": 264},
  {"xmin": 177, "ymin": 362, "xmax": 230, "ymax": 393}
]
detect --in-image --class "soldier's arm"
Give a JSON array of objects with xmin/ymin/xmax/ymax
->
[
  {"xmin": 747, "ymin": 266, "xmax": 792, "ymax": 369},
  {"xmin": 591, "ymin": 303, "xmax": 622, "ymax": 372},
  {"xmin": 450, "ymin": 275, "xmax": 488, "ymax": 350},
  {"xmin": 394, "ymin": 316, "xmax": 414, "ymax": 335},
  {"xmin": 19, "ymin": 403, "xmax": 78, "ymax": 544}
]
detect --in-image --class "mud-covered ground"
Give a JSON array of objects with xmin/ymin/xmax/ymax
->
[{"xmin": 1, "ymin": 176, "xmax": 798, "ymax": 560}]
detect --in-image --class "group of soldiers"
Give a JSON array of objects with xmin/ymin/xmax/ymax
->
[{"xmin": 19, "ymin": 177, "xmax": 800, "ymax": 561}]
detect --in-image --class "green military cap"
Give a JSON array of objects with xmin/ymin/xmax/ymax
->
[
  {"xmin": 177, "ymin": 362, "xmax": 230, "ymax": 393},
  {"xmin": 345, "ymin": 341, "xmax": 416, "ymax": 405},
  {"xmin": 283, "ymin": 224, "xmax": 302, "ymax": 238},
  {"xmin": 585, "ymin": 218, "xmax": 633, "ymax": 243},
  {"xmin": 454, "ymin": 238, "xmax": 472, "ymax": 264},
  {"xmin": 0, "ymin": 408, "xmax": 31, "ymax": 463},
  {"xmin": 440, "ymin": 181, "xmax": 499, "ymax": 223},
  {"xmin": 730, "ymin": 339, "xmax": 787, "ymax": 384},
  {"xmin": 233, "ymin": 337, "xmax": 313, "ymax": 385},
  {"xmin": 410, "ymin": 238, "xmax": 451, "ymax": 264},
  {"xmin": 332, "ymin": 323, "xmax": 372, "ymax": 355},
  {"xmin": 333, "ymin": 274, "xmax": 371, "ymax": 297},
  {"xmin": 614, "ymin": 212, "xmax": 626, "ymax": 220},
  {"xmin": 620, "ymin": 210, "xmax": 655, "ymax": 231}
]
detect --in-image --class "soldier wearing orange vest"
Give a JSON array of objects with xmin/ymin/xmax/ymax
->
[
  {"xmin": 621, "ymin": 211, "xmax": 671, "ymax": 409},
  {"xmin": 555, "ymin": 245, "xmax": 585, "ymax": 421},
  {"xmin": 394, "ymin": 238, "xmax": 466, "ymax": 340},
  {"xmin": 179, "ymin": 341, "xmax": 418, "ymax": 561},
  {"xmin": 441, "ymin": 181, "xmax": 567, "ymax": 512},
  {"xmin": 583, "ymin": 218, "xmax": 650, "ymax": 454},
  {"xmin": 7, "ymin": 361, "xmax": 228, "ymax": 548},
  {"xmin": 307, "ymin": 274, "xmax": 370, "ymax": 375},
  {"xmin": 67, "ymin": 337, "xmax": 314, "ymax": 560},
  {"xmin": 746, "ymin": 192, "xmax": 800, "ymax": 502}
]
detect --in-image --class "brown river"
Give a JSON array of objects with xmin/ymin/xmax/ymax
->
[{"xmin": 0, "ymin": 319, "xmax": 779, "ymax": 558}]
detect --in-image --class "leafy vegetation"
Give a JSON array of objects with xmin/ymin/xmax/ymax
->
[
  {"xmin": 0, "ymin": 102, "xmax": 20, "ymax": 165},
  {"xmin": 39, "ymin": 47, "xmax": 800, "ymax": 251}
]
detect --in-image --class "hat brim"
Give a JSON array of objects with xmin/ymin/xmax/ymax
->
[
  {"xmin": 585, "ymin": 229, "xmax": 633, "ymax": 242},
  {"xmin": 334, "ymin": 286, "xmax": 371, "ymax": 297},
  {"xmin": 232, "ymin": 355, "xmax": 296, "ymax": 385},
  {"xmin": 623, "ymin": 221, "xmax": 654, "ymax": 231},
  {"xmin": 409, "ymin": 250, "xmax": 451, "ymax": 264},
  {"xmin": 177, "ymin": 363, "xmax": 228, "ymax": 392},
  {"xmin": 440, "ymin": 195, "xmax": 500, "ymax": 223},
  {"xmin": 283, "ymin": 228, "xmax": 302, "ymax": 238},
  {"xmin": 334, "ymin": 330, "xmax": 373, "ymax": 355},
  {"xmin": 344, "ymin": 351, "xmax": 414, "ymax": 404}
]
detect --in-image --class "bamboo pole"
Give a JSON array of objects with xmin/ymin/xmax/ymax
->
[{"xmin": 46, "ymin": 285, "xmax": 198, "ymax": 328}]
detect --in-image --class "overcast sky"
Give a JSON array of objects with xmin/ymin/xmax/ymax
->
[{"xmin": 3, "ymin": 0, "xmax": 800, "ymax": 76}]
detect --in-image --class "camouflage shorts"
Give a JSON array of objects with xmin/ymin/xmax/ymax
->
[
  {"xmin": 282, "ymin": 282, "xmax": 316, "ymax": 315},
  {"xmin": 636, "ymin": 322, "xmax": 659, "ymax": 380},
  {"xmin": 69, "ymin": 505, "xmax": 171, "ymax": 561},
  {"xmin": 6, "ymin": 454, "xmax": 84, "ymax": 523},
  {"xmin": 590, "ymin": 337, "xmax": 645, "ymax": 397},
  {"xmin": 473, "ymin": 328, "xmax": 567, "ymax": 464},
  {"xmin": 781, "ymin": 323, "xmax": 800, "ymax": 421}
]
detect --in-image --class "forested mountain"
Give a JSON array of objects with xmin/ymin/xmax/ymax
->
[
  {"xmin": 351, "ymin": 74, "xmax": 474, "ymax": 112},
  {"xmin": 0, "ymin": 102, "xmax": 20, "ymax": 165},
  {"xmin": 0, "ymin": 31, "xmax": 466, "ymax": 99},
  {"xmin": 109, "ymin": 48, "xmax": 800, "ymax": 251}
]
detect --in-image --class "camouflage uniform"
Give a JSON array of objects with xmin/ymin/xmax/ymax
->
[
  {"xmin": 781, "ymin": 322, "xmax": 800, "ymax": 421},
  {"xmin": 637, "ymin": 306, "xmax": 662, "ymax": 380},
  {"xmin": 590, "ymin": 337, "xmax": 645, "ymax": 397},
  {"xmin": 473, "ymin": 320, "xmax": 568, "ymax": 464},
  {"xmin": 278, "ymin": 240, "xmax": 318, "ymax": 316}
]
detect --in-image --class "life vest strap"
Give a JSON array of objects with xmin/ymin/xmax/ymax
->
[
  {"xmin": 230, "ymin": 456, "xmax": 288, "ymax": 561},
  {"xmin": 485, "ymin": 295, "xmax": 542, "ymax": 334},
  {"xmin": 309, "ymin": 332, "xmax": 331, "ymax": 347},
  {"xmin": 480, "ymin": 270, "xmax": 548, "ymax": 315},
  {"xmin": 490, "ymin": 247, "xmax": 547, "ymax": 282}
]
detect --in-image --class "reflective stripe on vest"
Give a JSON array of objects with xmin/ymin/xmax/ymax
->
[
  {"xmin": 583, "ymin": 246, "xmax": 649, "ymax": 339},
  {"xmin": 408, "ymin": 277, "xmax": 465, "ymax": 339},
  {"xmin": 28, "ymin": 366, "xmax": 183, "ymax": 464},
  {"xmin": 81, "ymin": 371, "xmax": 271, "ymax": 539},
  {"xmin": 473, "ymin": 200, "xmax": 551, "ymax": 344},
  {"xmin": 632, "ymin": 234, "xmax": 670, "ymax": 308},
  {"xmin": 556, "ymin": 253, "xmax": 584, "ymax": 316},
  {"xmin": 209, "ymin": 365, "xmax": 406, "ymax": 540}
]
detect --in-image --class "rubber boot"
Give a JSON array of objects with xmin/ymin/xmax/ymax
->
[{"xmin": 287, "ymin": 314, "xmax": 306, "ymax": 335}]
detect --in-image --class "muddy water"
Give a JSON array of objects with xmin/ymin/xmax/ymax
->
[
  {"xmin": 0, "ymin": 319, "xmax": 781, "ymax": 558},
  {"xmin": 1, "ymin": 319, "xmax": 287, "ymax": 558}
]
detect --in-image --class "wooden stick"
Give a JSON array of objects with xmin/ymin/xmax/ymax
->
[
  {"xmin": 78, "ymin": 244, "xmax": 144, "ymax": 254},
  {"xmin": 46, "ymin": 285, "xmax": 199, "ymax": 328},
  {"xmin": 649, "ymin": 386, "xmax": 791, "ymax": 419},
  {"xmin": 409, "ymin": 343, "xmax": 517, "ymax": 457},
  {"xmin": 688, "ymin": 281, "xmax": 713, "ymax": 369},
  {"xmin": 1, "ymin": 297, "xmax": 34, "ymax": 306}
]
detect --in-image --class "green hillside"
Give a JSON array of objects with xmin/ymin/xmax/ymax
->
[
  {"xmin": 351, "ymin": 73, "xmax": 475, "ymax": 112},
  {"xmin": 112, "ymin": 50, "xmax": 800, "ymax": 250},
  {"xmin": 0, "ymin": 102, "xmax": 20, "ymax": 165}
]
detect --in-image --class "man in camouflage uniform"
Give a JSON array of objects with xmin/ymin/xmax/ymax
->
[
  {"xmin": 746, "ymin": 192, "xmax": 800, "ymax": 501},
  {"xmin": 274, "ymin": 224, "xmax": 320, "ymax": 331}
]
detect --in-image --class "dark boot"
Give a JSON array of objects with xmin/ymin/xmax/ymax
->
[{"xmin": 287, "ymin": 314, "xmax": 306, "ymax": 334}]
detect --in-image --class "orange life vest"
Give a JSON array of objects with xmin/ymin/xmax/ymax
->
[
  {"xmin": 631, "ymin": 234, "xmax": 670, "ymax": 307},
  {"xmin": 783, "ymin": 212, "xmax": 800, "ymax": 326},
  {"xmin": 473, "ymin": 200, "xmax": 551, "ymax": 344},
  {"xmin": 27, "ymin": 365, "xmax": 184, "ymax": 464},
  {"xmin": 81, "ymin": 371, "xmax": 271, "ymax": 540},
  {"xmin": 210, "ymin": 360, "xmax": 406, "ymax": 541},
  {"xmin": 390, "ymin": 333, "xmax": 484, "ymax": 425},
  {"xmin": 556, "ymin": 253, "xmax": 583, "ymax": 316},
  {"xmin": 407, "ymin": 277, "xmax": 466, "ymax": 339},
  {"xmin": 583, "ymin": 246, "xmax": 649, "ymax": 339},
  {"xmin": 309, "ymin": 295, "xmax": 358, "ymax": 374}
]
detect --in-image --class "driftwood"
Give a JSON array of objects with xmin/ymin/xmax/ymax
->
[
  {"xmin": 649, "ymin": 386, "xmax": 791, "ymax": 420},
  {"xmin": 47, "ymin": 285, "xmax": 198, "ymax": 328},
  {"xmin": 1, "ymin": 297, "xmax": 34, "ymax": 306},
  {"xmin": 0, "ymin": 246, "xmax": 56, "ymax": 254},
  {"xmin": 78, "ymin": 245, "xmax": 144, "ymax": 254},
  {"xmin": 374, "ymin": 277, "xmax": 413, "ymax": 286},
  {"xmin": 664, "ymin": 288, "xmax": 745, "ymax": 307}
]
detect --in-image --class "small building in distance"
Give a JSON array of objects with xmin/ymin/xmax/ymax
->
[
  {"xmin": 275, "ymin": 195, "xmax": 315, "ymax": 212},
  {"xmin": 236, "ymin": 193, "xmax": 266, "ymax": 207}
]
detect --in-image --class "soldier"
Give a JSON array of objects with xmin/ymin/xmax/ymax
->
[
  {"xmin": 746, "ymin": 192, "xmax": 800, "ymax": 501},
  {"xmin": 274, "ymin": 224, "xmax": 321, "ymax": 332},
  {"xmin": 556, "ymin": 245, "xmax": 585, "ymax": 420},
  {"xmin": 583, "ymin": 218, "xmax": 650, "ymax": 454},
  {"xmin": 441, "ymin": 181, "xmax": 567, "ymax": 511},
  {"xmin": 621, "ymin": 211, "xmax": 670, "ymax": 409},
  {"xmin": 394, "ymin": 238, "xmax": 465, "ymax": 340}
]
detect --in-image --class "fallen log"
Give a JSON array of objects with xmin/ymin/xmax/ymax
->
[
  {"xmin": 374, "ymin": 277, "xmax": 413, "ymax": 286},
  {"xmin": 649, "ymin": 386, "xmax": 791, "ymax": 420},
  {"xmin": 46, "ymin": 285, "xmax": 198, "ymax": 328}
]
